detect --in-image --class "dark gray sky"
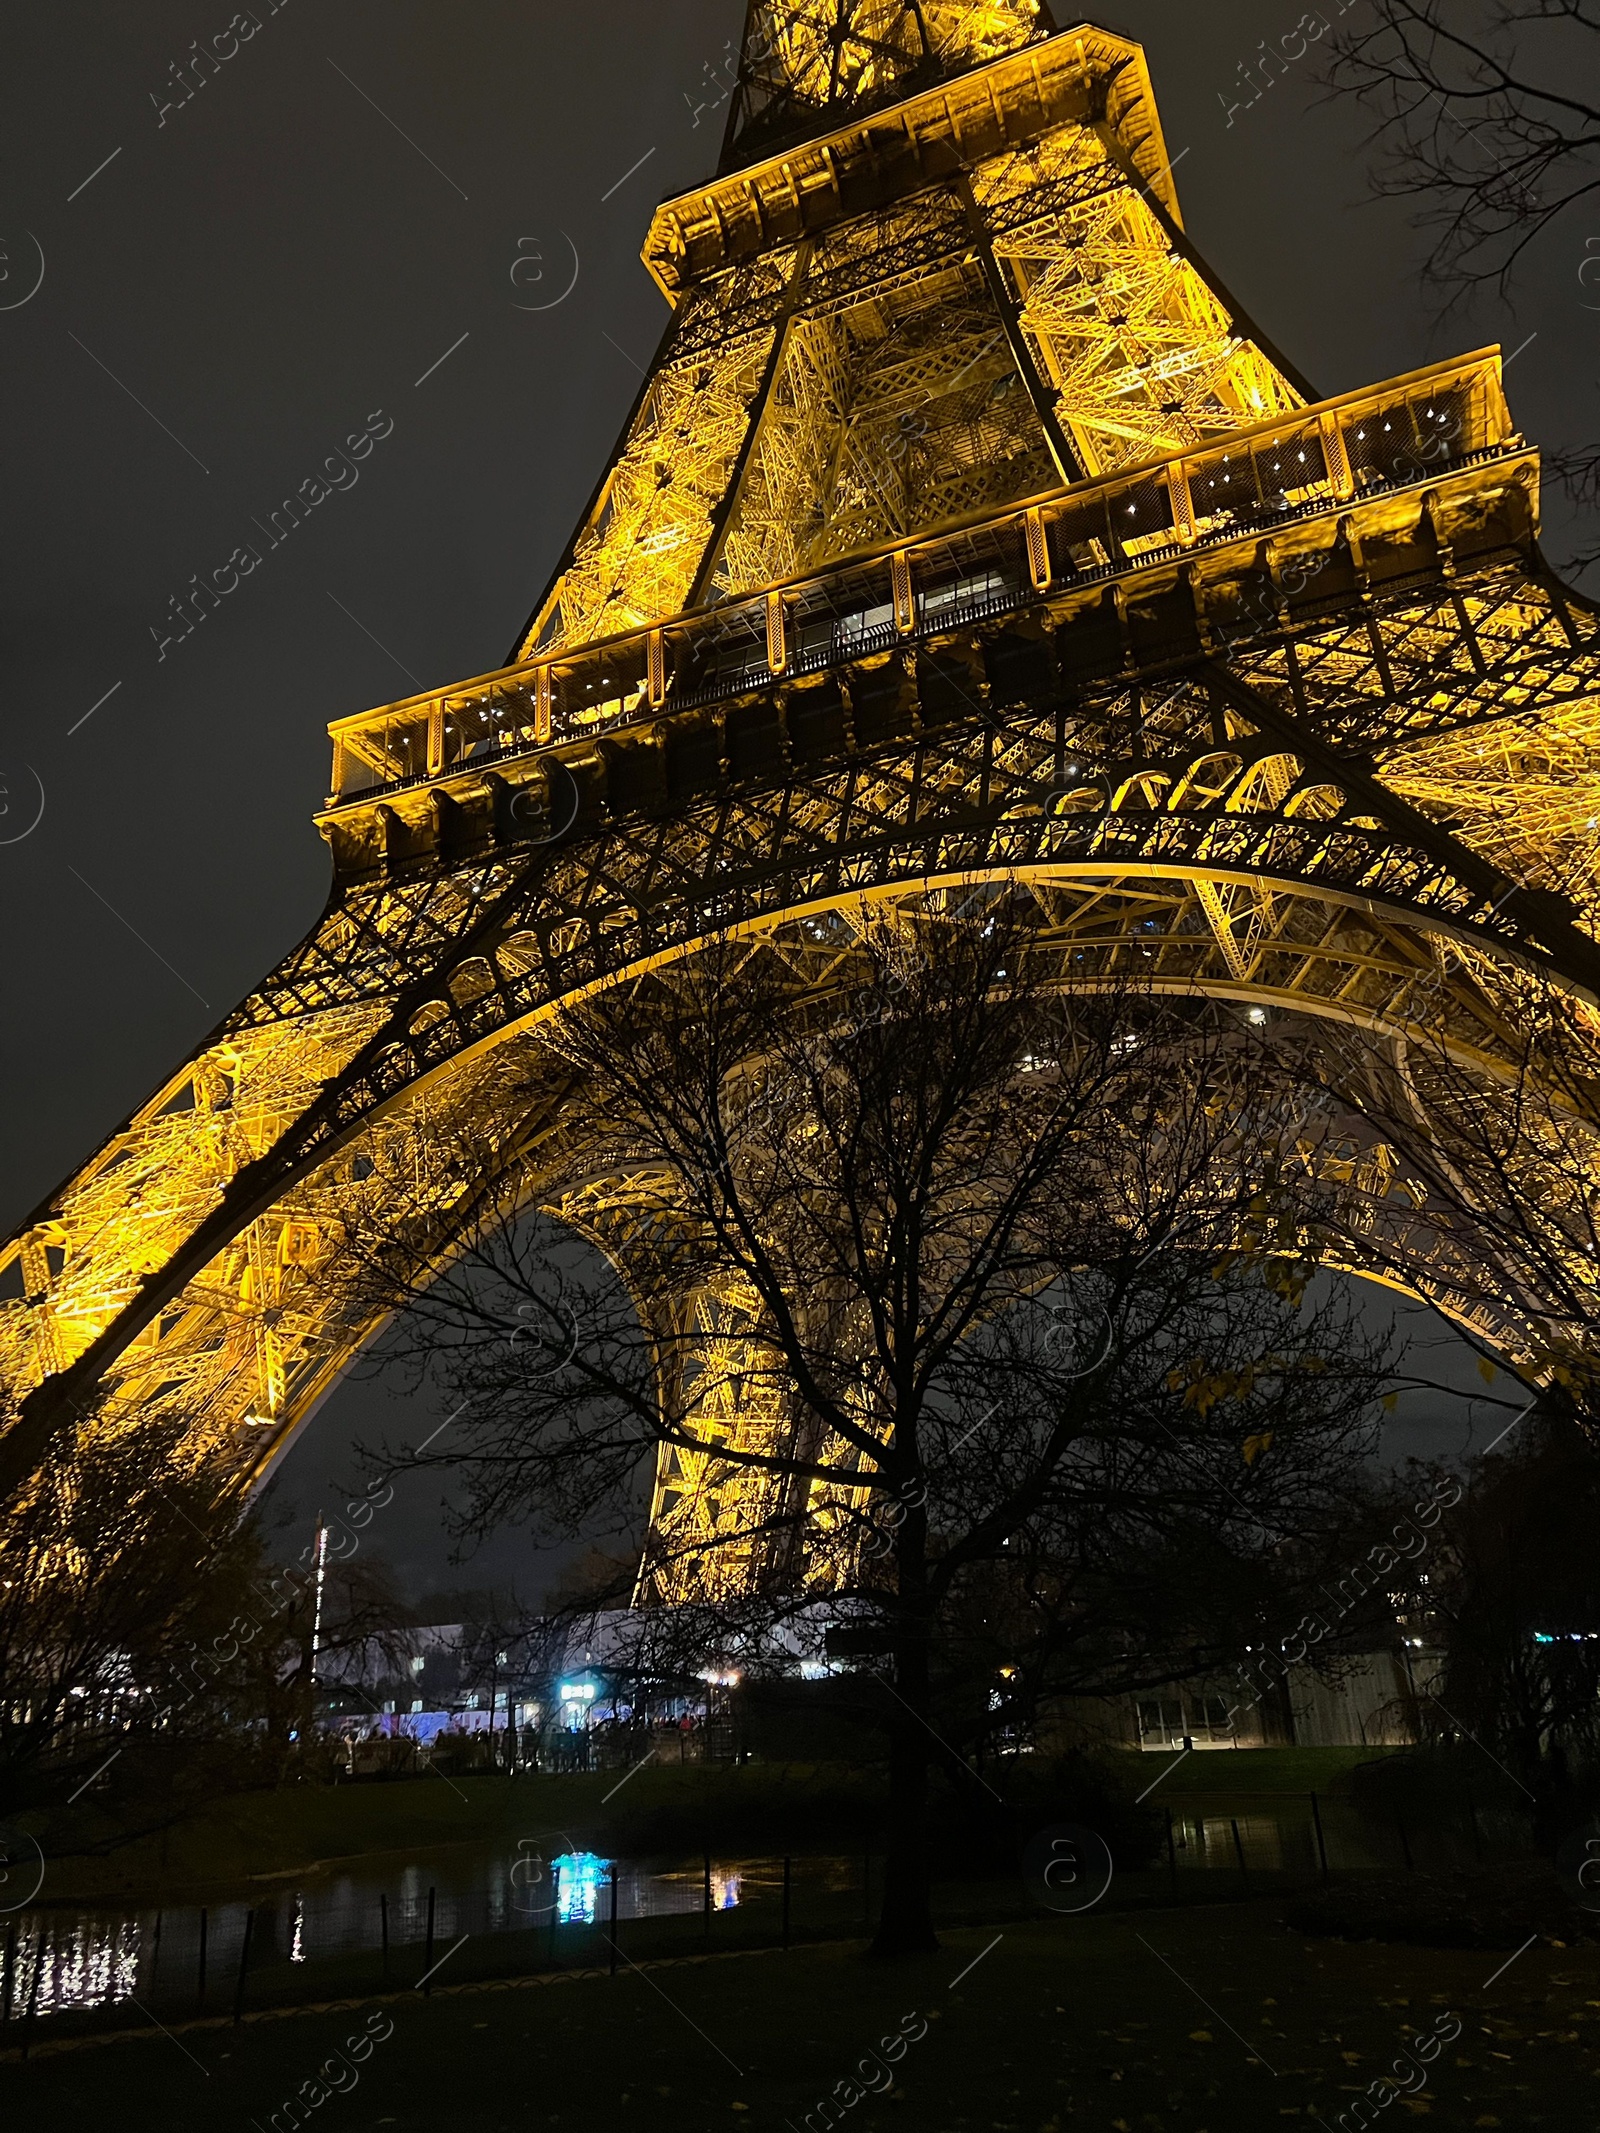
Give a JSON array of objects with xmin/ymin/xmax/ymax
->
[{"xmin": 1, "ymin": 3, "xmax": 1590, "ymax": 1596}]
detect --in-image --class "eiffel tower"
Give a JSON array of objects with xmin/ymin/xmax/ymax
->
[{"xmin": 5, "ymin": 6, "xmax": 1600, "ymax": 1598}]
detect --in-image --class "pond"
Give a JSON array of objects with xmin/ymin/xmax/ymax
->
[
  {"xmin": 0, "ymin": 1790, "xmax": 1530, "ymax": 2028},
  {"xmin": 0, "ymin": 1844, "xmax": 855, "ymax": 2025}
]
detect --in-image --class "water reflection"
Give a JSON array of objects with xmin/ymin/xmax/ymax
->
[
  {"xmin": 2, "ymin": 1916, "xmax": 142, "ymax": 2021},
  {"xmin": 1, "ymin": 1805, "xmax": 1417, "ymax": 2027},
  {"xmin": 553, "ymin": 1851, "xmax": 608, "ymax": 1925},
  {"xmin": 0, "ymin": 1846, "xmax": 773, "ymax": 2023},
  {"xmin": 1174, "ymin": 1813, "xmax": 1296, "ymax": 1871}
]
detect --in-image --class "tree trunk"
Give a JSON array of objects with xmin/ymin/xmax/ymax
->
[
  {"xmin": 869, "ymin": 1508, "xmax": 939, "ymax": 1958},
  {"xmin": 870, "ymin": 1702, "xmax": 938, "ymax": 1957}
]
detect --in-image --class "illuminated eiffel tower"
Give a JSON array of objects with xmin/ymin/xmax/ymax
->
[{"xmin": 5, "ymin": 5, "xmax": 1600, "ymax": 1600}]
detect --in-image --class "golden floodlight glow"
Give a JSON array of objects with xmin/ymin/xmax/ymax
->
[{"xmin": 2, "ymin": 9, "xmax": 1599, "ymax": 1603}]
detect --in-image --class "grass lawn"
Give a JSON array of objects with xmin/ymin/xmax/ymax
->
[
  {"xmin": 38, "ymin": 1763, "xmax": 884, "ymax": 1906},
  {"xmin": 4, "ymin": 1896, "xmax": 1593, "ymax": 2130},
  {"xmin": 1119, "ymin": 1747, "xmax": 1397, "ymax": 1798},
  {"xmin": 44, "ymin": 1774, "xmax": 547, "ymax": 1905}
]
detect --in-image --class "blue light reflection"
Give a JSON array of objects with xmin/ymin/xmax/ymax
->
[{"xmin": 552, "ymin": 1850, "xmax": 610, "ymax": 1925}]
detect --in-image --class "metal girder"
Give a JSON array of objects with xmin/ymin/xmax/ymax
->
[
  {"xmin": 519, "ymin": 20, "xmax": 1301, "ymax": 661},
  {"xmin": 722, "ymin": 0, "xmax": 1051, "ymax": 169},
  {"xmin": 7, "ymin": 562, "xmax": 1597, "ymax": 1498},
  {"xmin": 4, "ymin": 19, "xmax": 1600, "ymax": 1583}
]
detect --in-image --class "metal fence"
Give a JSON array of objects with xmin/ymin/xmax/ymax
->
[{"xmin": 0, "ymin": 1790, "xmax": 1536, "ymax": 2058}]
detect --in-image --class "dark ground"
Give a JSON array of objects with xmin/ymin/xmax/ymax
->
[{"xmin": 5, "ymin": 1899, "xmax": 1595, "ymax": 2130}]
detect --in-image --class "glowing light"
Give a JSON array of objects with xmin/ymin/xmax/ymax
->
[
  {"xmin": 713, "ymin": 1868, "xmax": 742, "ymax": 1910},
  {"xmin": 552, "ymin": 1850, "xmax": 610, "ymax": 1924}
]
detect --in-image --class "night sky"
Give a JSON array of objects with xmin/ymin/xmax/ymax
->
[{"xmin": 0, "ymin": 4, "xmax": 1590, "ymax": 1601}]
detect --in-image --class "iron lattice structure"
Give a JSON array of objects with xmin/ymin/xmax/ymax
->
[{"xmin": 5, "ymin": 11, "xmax": 1600, "ymax": 1599}]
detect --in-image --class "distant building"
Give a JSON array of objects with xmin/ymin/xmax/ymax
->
[{"xmin": 1050, "ymin": 1647, "xmax": 1437, "ymax": 1753}]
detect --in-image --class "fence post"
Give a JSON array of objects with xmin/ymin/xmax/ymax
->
[
  {"xmin": 422, "ymin": 1886, "xmax": 437, "ymax": 1994},
  {"xmin": 1309, "ymin": 1792, "xmax": 1329, "ymax": 1881},
  {"xmin": 197, "ymin": 1907, "xmax": 208, "ymax": 2014},
  {"xmin": 233, "ymin": 1910, "xmax": 255, "ymax": 2026},
  {"xmin": 20, "ymin": 1930, "xmax": 45, "ymax": 2061},
  {"xmin": 609, "ymin": 1867, "xmax": 619, "ymax": 1978},
  {"xmin": 782, "ymin": 1857, "xmax": 792, "ymax": 1950},
  {"xmin": 380, "ymin": 1893, "xmax": 389, "ymax": 1983},
  {"xmin": 1229, "ymin": 1817, "xmax": 1248, "ymax": 1887}
]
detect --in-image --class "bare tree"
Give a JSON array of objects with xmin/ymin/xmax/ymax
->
[
  {"xmin": 0, "ymin": 1402, "xmax": 417, "ymax": 1842},
  {"xmin": 248, "ymin": 1547, "xmax": 417, "ymax": 1773},
  {"xmin": 349, "ymin": 907, "xmax": 1441, "ymax": 1954},
  {"xmin": 1324, "ymin": 0, "xmax": 1600, "ymax": 566},
  {"xmin": 1416, "ymin": 1412, "xmax": 1600, "ymax": 1843},
  {"xmin": 1273, "ymin": 966, "xmax": 1600, "ymax": 1421},
  {"xmin": 0, "ymin": 1414, "xmax": 272, "ymax": 1834}
]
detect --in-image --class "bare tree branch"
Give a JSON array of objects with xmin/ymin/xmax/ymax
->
[{"xmin": 1323, "ymin": 0, "xmax": 1600, "ymax": 565}]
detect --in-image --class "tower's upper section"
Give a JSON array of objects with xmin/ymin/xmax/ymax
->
[
  {"xmin": 721, "ymin": 0, "xmax": 1056, "ymax": 171},
  {"xmin": 500, "ymin": 16, "xmax": 1312, "ymax": 661}
]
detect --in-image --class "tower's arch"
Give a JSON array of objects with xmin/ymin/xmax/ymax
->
[{"xmin": 5, "ymin": 11, "xmax": 1600, "ymax": 1538}]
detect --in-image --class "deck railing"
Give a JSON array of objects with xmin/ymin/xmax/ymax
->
[{"xmin": 324, "ymin": 352, "xmax": 1514, "ymax": 811}]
